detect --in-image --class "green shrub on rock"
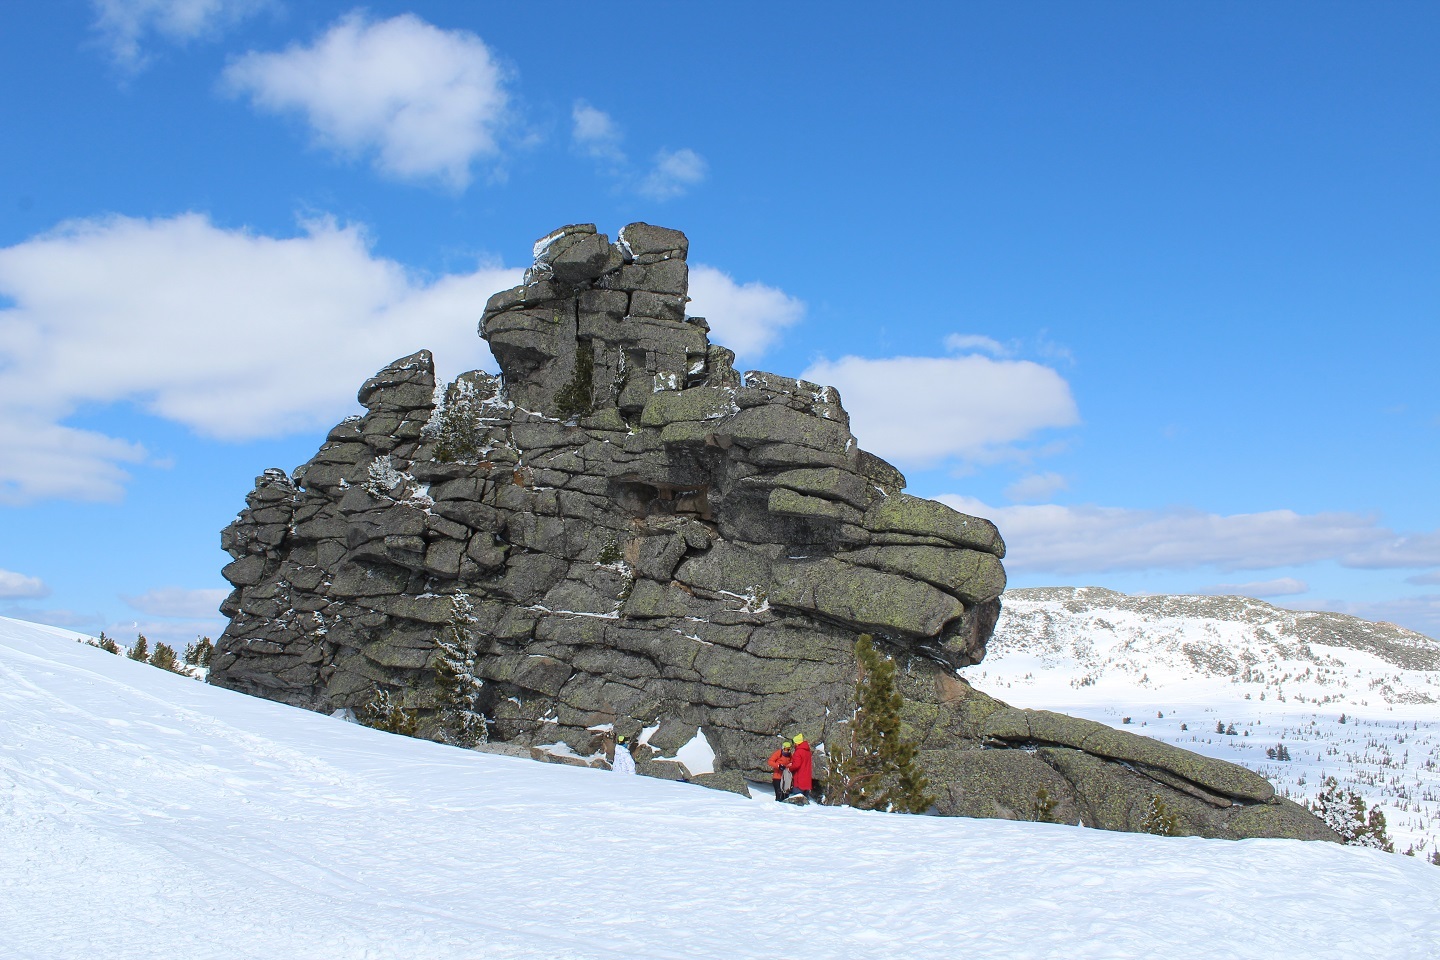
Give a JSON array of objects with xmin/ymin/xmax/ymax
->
[
  {"xmin": 1033, "ymin": 786, "xmax": 1060, "ymax": 824},
  {"xmin": 1139, "ymin": 794, "xmax": 1182, "ymax": 836},
  {"xmin": 553, "ymin": 340, "xmax": 595, "ymax": 419},
  {"xmin": 434, "ymin": 628, "xmax": 489, "ymax": 748},
  {"xmin": 359, "ymin": 687, "xmax": 420, "ymax": 737},
  {"xmin": 428, "ymin": 378, "xmax": 487, "ymax": 462}
]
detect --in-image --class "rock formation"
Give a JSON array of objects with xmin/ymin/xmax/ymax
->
[{"xmin": 211, "ymin": 222, "xmax": 1332, "ymax": 841}]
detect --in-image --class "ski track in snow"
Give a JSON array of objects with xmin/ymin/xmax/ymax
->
[{"xmin": 2, "ymin": 616, "xmax": 1439, "ymax": 959}]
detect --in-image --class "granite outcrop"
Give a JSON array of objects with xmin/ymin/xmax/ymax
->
[{"xmin": 210, "ymin": 222, "xmax": 1333, "ymax": 841}]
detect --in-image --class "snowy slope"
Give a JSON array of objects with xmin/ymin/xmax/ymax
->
[
  {"xmin": 3, "ymin": 615, "xmax": 1439, "ymax": 959},
  {"xmin": 969, "ymin": 587, "xmax": 1440, "ymax": 858}
]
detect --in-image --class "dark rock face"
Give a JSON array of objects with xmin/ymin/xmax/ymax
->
[{"xmin": 211, "ymin": 222, "xmax": 1334, "ymax": 840}]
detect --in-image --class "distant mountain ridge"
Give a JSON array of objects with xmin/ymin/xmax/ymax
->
[
  {"xmin": 992, "ymin": 586, "xmax": 1440, "ymax": 702},
  {"xmin": 974, "ymin": 586, "xmax": 1440, "ymax": 856}
]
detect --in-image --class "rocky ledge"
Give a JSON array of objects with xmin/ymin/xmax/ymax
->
[{"xmin": 210, "ymin": 222, "xmax": 1332, "ymax": 841}]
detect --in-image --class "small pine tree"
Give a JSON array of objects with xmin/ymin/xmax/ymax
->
[
  {"xmin": 1310, "ymin": 777, "xmax": 1394, "ymax": 851},
  {"xmin": 826, "ymin": 635, "xmax": 934, "ymax": 815},
  {"xmin": 359, "ymin": 686, "xmax": 419, "ymax": 737},
  {"xmin": 149, "ymin": 642, "xmax": 179, "ymax": 672},
  {"xmin": 1225, "ymin": 723, "xmax": 1237, "ymax": 736},
  {"xmin": 97, "ymin": 632, "xmax": 120, "ymax": 654},
  {"xmin": 183, "ymin": 636, "xmax": 214, "ymax": 667},
  {"xmin": 434, "ymin": 628, "xmax": 488, "ymax": 747},
  {"xmin": 1430, "ymin": 850, "xmax": 1440, "ymax": 867},
  {"xmin": 1215, "ymin": 720, "xmax": 1225, "ymax": 734},
  {"xmin": 127, "ymin": 634, "xmax": 150, "ymax": 662},
  {"xmin": 1032, "ymin": 786, "xmax": 1059, "ymax": 824},
  {"xmin": 1139, "ymin": 794, "xmax": 1182, "ymax": 836},
  {"xmin": 427, "ymin": 376, "xmax": 487, "ymax": 462}
]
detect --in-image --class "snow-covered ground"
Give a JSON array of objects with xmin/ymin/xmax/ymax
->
[
  {"xmin": 969, "ymin": 587, "xmax": 1440, "ymax": 858},
  {"xmin": 3, "ymin": 615, "xmax": 1438, "ymax": 959}
]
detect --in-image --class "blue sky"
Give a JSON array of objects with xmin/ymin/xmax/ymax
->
[{"xmin": 2, "ymin": 1, "xmax": 1437, "ymax": 645}]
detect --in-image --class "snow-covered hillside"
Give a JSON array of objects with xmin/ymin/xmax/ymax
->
[
  {"xmin": 970, "ymin": 587, "xmax": 1440, "ymax": 858},
  {"xmin": 2, "ymin": 615, "xmax": 1438, "ymax": 959}
]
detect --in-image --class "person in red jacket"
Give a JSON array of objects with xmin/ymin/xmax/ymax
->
[
  {"xmin": 766, "ymin": 740, "xmax": 793, "ymax": 801},
  {"xmin": 787, "ymin": 734, "xmax": 814, "ymax": 800}
]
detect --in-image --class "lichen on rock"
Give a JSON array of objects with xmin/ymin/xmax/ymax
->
[{"xmin": 209, "ymin": 222, "xmax": 1334, "ymax": 841}]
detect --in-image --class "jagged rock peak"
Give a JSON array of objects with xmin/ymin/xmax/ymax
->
[
  {"xmin": 207, "ymin": 222, "xmax": 1332, "ymax": 843},
  {"xmin": 481, "ymin": 222, "xmax": 718, "ymax": 419}
]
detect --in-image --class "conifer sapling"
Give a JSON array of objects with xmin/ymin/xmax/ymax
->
[{"xmin": 826, "ymin": 634, "xmax": 934, "ymax": 815}]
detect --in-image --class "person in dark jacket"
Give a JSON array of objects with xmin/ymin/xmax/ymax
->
[
  {"xmin": 787, "ymin": 734, "xmax": 813, "ymax": 800},
  {"xmin": 767, "ymin": 741, "xmax": 793, "ymax": 801}
]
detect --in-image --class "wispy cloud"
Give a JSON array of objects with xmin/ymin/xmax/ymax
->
[
  {"xmin": 93, "ymin": 0, "xmax": 272, "ymax": 70},
  {"xmin": 639, "ymin": 148, "xmax": 708, "ymax": 200},
  {"xmin": 687, "ymin": 265, "xmax": 804, "ymax": 361},
  {"xmin": 945, "ymin": 333, "xmax": 1010, "ymax": 357},
  {"xmin": 569, "ymin": 102, "xmax": 707, "ymax": 200},
  {"xmin": 0, "ymin": 212, "xmax": 521, "ymax": 503},
  {"xmin": 224, "ymin": 12, "xmax": 510, "ymax": 188},
  {"xmin": 937, "ymin": 495, "xmax": 1436, "ymax": 576},
  {"xmin": 571, "ymin": 101, "xmax": 624, "ymax": 163},
  {"xmin": 1197, "ymin": 577, "xmax": 1310, "ymax": 598},
  {"xmin": 122, "ymin": 586, "xmax": 230, "ymax": 618},
  {"xmin": 1004, "ymin": 472, "xmax": 1068, "ymax": 503},
  {"xmin": 1343, "ymin": 531, "xmax": 1440, "ymax": 569},
  {"xmin": 0, "ymin": 568, "xmax": 50, "ymax": 600},
  {"xmin": 803, "ymin": 353, "xmax": 1079, "ymax": 469}
]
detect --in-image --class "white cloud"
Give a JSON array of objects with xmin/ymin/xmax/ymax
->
[
  {"xmin": 945, "ymin": 333, "xmax": 1010, "ymax": 356},
  {"xmin": 1004, "ymin": 472, "xmax": 1068, "ymax": 503},
  {"xmin": 1407, "ymin": 571, "xmax": 1440, "ymax": 586},
  {"xmin": 937, "ymin": 496, "xmax": 1394, "ymax": 575},
  {"xmin": 0, "ymin": 418, "xmax": 147, "ymax": 503},
  {"xmin": 639, "ymin": 148, "xmax": 708, "ymax": 201},
  {"xmin": 93, "ymin": 0, "xmax": 271, "ymax": 69},
  {"xmin": 1198, "ymin": 577, "xmax": 1310, "ymax": 598},
  {"xmin": 802, "ymin": 355, "xmax": 1079, "ymax": 468},
  {"xmin": 0, "ymin": 569, "xmax": 50, "ymax": 599},
  {"xmin": 571, "ymin": 101, "xmax": 624, "ymax": 162},
  {"xmin": 224, "ymin": 13, "xmax": 510, "ymax": 188},
  {"xmin": 123, "ymin": 586, "xmax": 230, "ymax": 618},
  {"xmin": 1344, "ymin": 531, "xmax": 1440, "ymax": 569},
  {"xmin": 687, "ymin": 265, "xmax": 804, "ymax": 360},
  {"xmin": 0, "ymin": 212, "xmax": 521, "ymax": 503},
  {"xmin": 568, "ymin": 102, "xmax": 706, "ymax": 200}
]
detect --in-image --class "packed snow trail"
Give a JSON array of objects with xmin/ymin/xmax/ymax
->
[{"xmin": 2, "ymin": 617, "xmax": 1437, "ymax": 960}]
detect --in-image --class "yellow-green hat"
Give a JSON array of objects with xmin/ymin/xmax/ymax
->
[{"xmin": 792, "ymin": 733, "xmax": 805, "ymax": 744}]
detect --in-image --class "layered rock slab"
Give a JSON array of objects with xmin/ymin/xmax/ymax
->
[{"xmin": 210, "ymin": 222, "xmax": 1332, "ymax": 841}]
